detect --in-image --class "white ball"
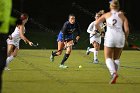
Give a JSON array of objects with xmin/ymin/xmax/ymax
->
[{"xmin": 78, "ymin": 65, "xmax": 82, "ymax": 68}]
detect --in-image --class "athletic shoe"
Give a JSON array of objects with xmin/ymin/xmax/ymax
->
[
  {"xmin": 59, "ymin": 64, "xmax": 68, "ymax": 68},
  {"xmin": 109, "ymin": 73, "xmax": 118, "ymax": 84},
  {"xmin": 50, "ymin": 51, "xmax": 54, "ymax": 62},
  {"xmin": 4, "ymin": 67, "xmax": 10, "ymax": 70},
  {"xmin": 86, "ymin": 47, "xmax": 90, "ymax": 55},
  {"xmin": 93, "ymin": 59, "xmax": 99, "ymax": 64}
]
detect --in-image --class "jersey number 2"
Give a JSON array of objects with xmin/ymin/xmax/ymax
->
[{"xmin": 112, "ymin": 19, "xmax": 117, "ymax": 26}]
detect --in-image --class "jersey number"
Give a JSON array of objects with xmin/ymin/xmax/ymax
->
[{"xmin": 112, "ymin": 19, "xmax": 117, "ymax": 26}]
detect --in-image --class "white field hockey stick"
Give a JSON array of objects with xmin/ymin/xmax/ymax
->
[{"xmin": 89, "ymin": 23, "xmax": 106, "ymax": 39}]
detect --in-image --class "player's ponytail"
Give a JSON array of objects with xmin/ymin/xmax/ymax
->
[
  {"xmin": 16, "ymin": 13, "xmax": 29, "ymax": 25},
  {"xmin": 16, "ymin": 19, "xmax": 22, "ymax": 25}
]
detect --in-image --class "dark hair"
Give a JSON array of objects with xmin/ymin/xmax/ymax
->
[
  {"xmin": 16, "ymin": 13, "xmax": 29, "ymax": 25},
  {"xmin": 20, "ymin": 13, "xmax": 29, "ymax": 20},
  {"xmin": 96, "ymin": 10, "xmax": 104, "ymax": 17},
  {"xmin": 16, "ymin": 19, "xmax": 23, "ymax": 25},
  {"xmin": 68, "ymin": 14, "xmax": 75, "ymax": 19}
]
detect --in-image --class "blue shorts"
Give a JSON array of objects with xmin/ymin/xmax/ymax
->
[{"xmin": 57, "ymin": 32, "xmax": 73, "ymax": 42}]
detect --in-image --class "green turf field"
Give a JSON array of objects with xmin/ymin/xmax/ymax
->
[{"xmin": 2, "ymin": 49, "xmax": 140, "ymax": 93}]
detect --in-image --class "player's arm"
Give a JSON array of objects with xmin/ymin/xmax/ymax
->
[
  {"xmin": 99, "ymin": 22, "xmax": 106, "ymax": 37},
  {"xmin": 123, "ymin": 16, "xmax": 129, "ymax": 39},
  {"xmin": 19, "ymin": 25, "xmax": 33, "ymax": 46},
  {"xmin": 61, "ymin": 22, "xmax": 67, "ymax": 42},
  {"xmin": 95, "ymin": 13, "xmax": 106, "ymax": 32},
  {"xmin": 87, "ymin": 22, "xmax": 95, "ymax": 35},
  {"xmin": 73, "ymin": 22, "xmax": 81, "ymax": 45},
  {"xmin": 76, "ymin": 22, "xmax": 81, "ymax": 41},
  {"xmin": 123, "ymin": 15, "xmax": 129, "ymax": 47}
]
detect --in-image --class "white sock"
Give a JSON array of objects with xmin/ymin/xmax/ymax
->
[
  {"xmin": 6, "ymin": 55, "xmax": 14, "ymax": 67},
  {"xmin": 114, "ymin": 59, "xmax": 120, "ymax": 71},
  {"xmin": 89, "ymin": 48, "xmax": 95, "ymax": 53},
  {"xmin": 106, "ymin": 58, "xmax": 116, "ymax": 75},
  {"xmin": 94, "ymin": 50, "xmax": 98, "ymax": 60}
]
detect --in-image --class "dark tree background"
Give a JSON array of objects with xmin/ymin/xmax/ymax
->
[
  {"xmin": 12, "ymin": 0, "xmax": 139, "ymax": 31},
  {"xmin": 11, "ymin": 0, "xmax": 140, "ymax": 49}
]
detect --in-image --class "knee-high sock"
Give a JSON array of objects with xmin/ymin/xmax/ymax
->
[
  {"xmin": 6, "ymin": 55, "xmax": 14, "ymax": 67},
  {"xmin": 61, "ymin": 53, "xmax": 70, "ymax": 65},
  {"xmin": 106, "ymin": 58, "xmax": 116, "ymax": 75},
  {"xmin": 52, "ymin": 51, "xmax": 58, "ymax": 56},
  {"xmin": 89, "ymin": 48, "xmax": 95, "ymax": 53},
  {"xmin": 114, "ymin": 59, "xmax": 120, "ymax": 71},
  {"xmin": 94, "ymin": 50, "xmax": 98, "ymax": 60},
  {"xmin": 89, "ymin": 48, "xmax": 98, "ymax": 60}
]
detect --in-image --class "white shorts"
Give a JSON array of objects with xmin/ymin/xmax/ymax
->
[
  {"xmin": 90, "ymin": 34, "xmax": 101, "ymax": 44},
  {"xmin": 7, "ymin": 38, "xmax": 20, "ymax": 49},
  {"xmin": 104, "ymin": 31, "xmax": 125, "ymax": 48}
]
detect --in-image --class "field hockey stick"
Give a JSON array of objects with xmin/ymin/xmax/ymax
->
[
  {"xmin": 32, "ymin": 42, "xmax": 39, "ymax": 47},
  {"xmin": 89, "ymin": 23, "xmax": 106, "ymax": 39}
]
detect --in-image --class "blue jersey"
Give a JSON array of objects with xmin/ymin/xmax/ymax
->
[{"xmin": 57, "ymin": 21, "xmax": 81, "ymax": 42}]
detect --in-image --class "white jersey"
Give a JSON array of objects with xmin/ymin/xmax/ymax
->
[
  {"xmin": 106, "ymin": 10, "xmax": 123, "ymax": 33},
  {"xmin": 11, "ymin": 26, "xmax": 25, "ymax": 41},
  {"xmin": 87, "ymin": 21, "xmax": 104, "ymax": 44},
  {"xmin": 104, "ymin": 10, "xmax": 125, "ymax": 48},
  {"xmin": 7, "ymin": 26, "xmax": 25, "ymax": 49}
]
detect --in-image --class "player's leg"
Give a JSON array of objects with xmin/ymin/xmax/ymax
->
[
  {"xmin": 86, "ymin": 37, "xmax": 94, "ymax": 55},
  {"xmin": 113, "ymin": 34, "xmax": 125, "ymax": 71},
  {"xmin": 86, "ymin": 46, "xmax": 92, "ymax": 55},
  {"xmin": 110, "ymin": 48, "xmax": 121, "ymax": 84},
  {"xmin": 59, "ymin": 40, "xmax": 73, "ymax": 68},
  {"xmin": 93, "ymin": 41, "xmax": 100, "ymax": 63},
  {"xmin": 5, "ymin": 45, "xmax": 19, "ymax": 70},
  {"xmin": 113, "ymin": 48, "xmax": 123, "ymax": 71},
  {"xmin": 5, "ymin": 44, "xmax": 14, "ymax": 70},
  {"xmin": 104, "ymin": 46, "xmax": 117, "ymax": 75},
  {"xmin": 104, "ymin": 46, "xmax": 118, "ymax": 84},
  {"xmin": 50, "ymin": 41, "xmax": 64, "ymax": 62},
  {"xmin": 56, "ymin": 41, "xmax": 65, "ymax": 55}
]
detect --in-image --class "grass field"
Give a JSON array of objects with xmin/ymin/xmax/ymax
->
[{"xmin": 2, "ymin": 49, "xmax": 140, "ymax": 93}]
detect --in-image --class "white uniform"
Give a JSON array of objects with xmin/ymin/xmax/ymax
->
[
  {"xmin": 7, "ymin": 26, "xmax": 25, "ymax": 49},
  {"xmin": 104, "ymin": 10, "xmax": 125, "ymax": 48},
  {"xmin": 87, "ymin": 21, "xmax": 104, "ymax": 44}
]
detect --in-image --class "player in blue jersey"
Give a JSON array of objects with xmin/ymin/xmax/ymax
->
[{"xmin": 50, "ymin": 14, "xmax": 81, "ymax": 68}]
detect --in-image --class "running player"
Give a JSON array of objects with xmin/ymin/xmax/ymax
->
[
  {"xmin": 50, "ymin": 14, "xmax": 81, "ymax": 68},
  {"xmin": 95, "ymin": 0, "xmax": 129, "ymax": 84},
  {"xmin": 86, "ymin": 10, "xmax": 105, "ymax": 64},
  {"xmin": 5, "ymin": 13, "xmax": 33, "ymax": 70}
]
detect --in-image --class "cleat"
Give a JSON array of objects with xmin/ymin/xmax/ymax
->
[
  {"xmin": 93, "ymin": 59, "xmax": 99, "ymax": 64},
  {"xmin": 110, "ymin": 73, "xmax": 118, "ymax": 84},
  {"xmin": 50, "ymin": 51, "xmax": 54, "ymax": 62},
  {"xmin": 4, "ymin": 67, "xmax": 10, "ymax": 70},
  {"xmin": 59, "ymin": 65, "xmax": 68, "ymax": 68},
  {"xmin": 86, "ymin": 47, "xmax": 90, "ymax": 55}
]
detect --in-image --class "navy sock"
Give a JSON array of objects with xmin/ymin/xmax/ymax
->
[{"xmin": 61, "ymin": 53, "xmax": 70, "ymax": 65}]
